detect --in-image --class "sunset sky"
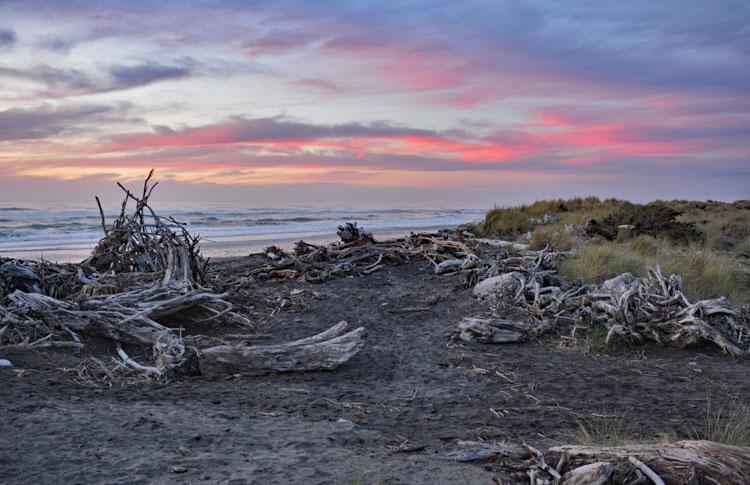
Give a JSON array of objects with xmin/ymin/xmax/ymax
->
[{"xmin": 0, "ymin": 1, "xmax": 748, "ymax": 206}]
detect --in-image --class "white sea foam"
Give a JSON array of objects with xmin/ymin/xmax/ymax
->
[{"xmin": 0, "ymin": 203, "xmax": 484, "ymax": 262}]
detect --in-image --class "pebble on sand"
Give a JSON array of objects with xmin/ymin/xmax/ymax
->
[{"xmin": 0, "ymin": 359, "xmax": 13, "ymax": 367}]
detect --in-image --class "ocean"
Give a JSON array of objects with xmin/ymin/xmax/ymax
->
[{"xmin": 0, "ymin": 202, "xmax": 484, "ymax": 262}]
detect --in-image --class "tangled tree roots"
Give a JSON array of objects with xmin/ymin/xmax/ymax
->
[{"xmin": 464, "ymin": 241, "xmax": 748, "ymax": 355}]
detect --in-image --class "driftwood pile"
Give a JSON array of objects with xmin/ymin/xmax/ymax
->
[
  {"xmin": 236, "ymin": 226, "xmax": 477, "ymax": 284},
  {"xmin": 1, "ymin": 259, "xmax": 85, "ymax": 299},
  {"xmin": 453, "ymin": 439, "xmax": 750, "ymax": 484},
  {"xmin": 0, "ymin": 175, "xmax": 367, "ymax": 382},
  {"xmin": 587, "ymin": 267, "xmax": 748, "ymax": 355},
  {"xmin": 460, "ymin": 238, "xmax": 749, "ymax": 355},
  {"xmin": 84, "ymin": 170, "xmax": 206, "ymax": 285},
  {"xmin": 241, "ymin": 225, "xmax": 749, "ymax": 356}
]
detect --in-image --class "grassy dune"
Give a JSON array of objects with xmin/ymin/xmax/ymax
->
[{"xmin": 475, "ymin": 198, "xmax": 750, "ymax": 305}]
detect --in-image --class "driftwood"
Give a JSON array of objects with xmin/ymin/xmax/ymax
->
[
  {"xmin": 232, "ymin": 227, "xmax": 481, "ymax": 284},
  {"xmin": 0, "ymin": 258, "xmax": 85, "ymax": 299},
  {"xmin": 83, "ymin": 170, "xmax": 206, "ymax": 285},
  {"xmin": 589, "ymin": 266, "xmax": 749, "ymax": 355},
  {"xmin": 1, "ymin": 284, "xmax": 365, "ymax": 378},
  {"xmin": 582, "ymin": 219, "xmax": 618, "ymax": 240},
  {"xmin": 199, "ymin": 320, "xmax": 366, "ymax": 376},
  {"xmin": 0, "ymin": 174, "xmax": 371, "ymax": 381},
  {"xmin": 458, "ymin": 317, "xmax": 529, "ymax": 343},
  {"xmin": 336, "ymin": 222, "xmax": 374, "ymax": 244},
  {"xmin": 466, "ymin": 243, "xmax": 749, "ymax": 355},
  {"xmin": 547, "ymin": 440, "xmax": 750, "ymax": 484},
  {"xmin": 559, "ymin": 462, "xmax": 613, "ymax": 485}
]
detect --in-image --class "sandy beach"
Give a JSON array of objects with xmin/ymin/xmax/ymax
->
[{"xmin": 3, "ymin": 227, "xmax": 750, "ymax": 483}]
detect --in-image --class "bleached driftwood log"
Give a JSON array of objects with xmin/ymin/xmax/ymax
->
[
  {"xmin": 199, "ymin": 320, "xmax": 366, "ymax": 376},
  {"xmin": 2, "ymin": 285, "xmax": 366, "ymax": 377},
  {"xmin": 548, "ymin": 440, "xmax": 750, "ymax": 484},
  {"xmin": 458, "ymin": 317, "xmax": 529, "ymax": 343}
]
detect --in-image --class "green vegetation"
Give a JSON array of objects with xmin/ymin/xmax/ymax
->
[
  {"xmin": 575, "ymin": 324, "xmax": 611, "ymax": 353},
  {"xmin": 477, "ymin": 198, "xmax": 750, "ymax": 305},
  {"xmin": 558, "ymin": 238, "xmax": 748, "ymax": 304},
  {"xmin": 604, "ymin": 203, "xmax": 702, "ymax": 242},
  {"xmin": 478, "ymin": 197, "xmax": 626, "ymax": 238}
]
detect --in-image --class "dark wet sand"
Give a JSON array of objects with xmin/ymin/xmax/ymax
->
[{"xmin": 2, "ymin": 257, "xmax": 749, "ymax": 484}]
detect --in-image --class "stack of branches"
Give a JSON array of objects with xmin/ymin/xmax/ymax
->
[
  {"xmin": 0, "ymin": 258, "xmax": 89, "ymax": 299},
  {"xmin": 585, "ymin": 266, "xmax": 749, "ymax": 355},
  {"xmin": 0, "ymin": 284, "xmax": 232, "ymax": 354},
  {"xmin": 0, "ymin": 257, "xmax": 165, "ymax": 300},
  {"xmin": 233, "ymin": 225, "xmax": 482, "ymax": 284},
  {"xmin": 83, "ymin": 170, "xmax": 206, "ymax": 285},
  {"xmin": 461, "ymin": 247, "xmax": 588, "ymax": 343}
]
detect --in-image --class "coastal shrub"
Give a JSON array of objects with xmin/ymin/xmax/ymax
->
[
  {"xmin": 738, "ymin": 242, "xmax": 750, "ymax": 259},
  {"xmin": 603, "ymin": 203, "xmax": 702, "ymax": 242},
  {"xmin": 704, "ymin": 212, "xmax": 750, "ymax": 252}
]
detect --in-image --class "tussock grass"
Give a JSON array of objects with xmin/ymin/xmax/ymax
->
[
  {"xmin": 692, "ymin": 399, "xmax": 750, "ymax": 446},
  {"xmin": 580, "ymin": 325, "xmax": 610, "ymax": 353},
  {"xmin": 559, "ymin": 237, "xmax": 749, "ymax": 305},
  {"xmin": 573, "ymin": 414, "xmax": 636, "ymax": 447},
  {"xmin": 528, "ymin": 224, "xmax": 575, "ymax": 251}
]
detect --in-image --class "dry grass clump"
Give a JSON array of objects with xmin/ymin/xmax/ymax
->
[
  {"xmin": 528, "ymin": 224, "xmax": 576, "ymax": 251},
  {"xmin": 692, "ymin": 399, "xmax": 750, "ymax": 446},
  {"xmin": 574, "ymin": 414, "xmax": 637, "ymax": 447},
  {"xmin": 559, "ymin": 236, "xmax": 749, "ymax": 305}
]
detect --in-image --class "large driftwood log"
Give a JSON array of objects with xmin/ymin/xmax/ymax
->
[
  {"xmin": 199, "ymin": 320, "xmax": 366, "ymax": 376},
  {"xmin": 548, "ymin": 440, "xmax": 750, "ymax": 484},
  {"xmin": 458, "ymin": 317, "xmax": 529, "ymax": 343},
  {"xmin": 3, "ymin": 287, "xmax": 366, "ymax": 377}
]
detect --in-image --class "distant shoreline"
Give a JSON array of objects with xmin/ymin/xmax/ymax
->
[{"xmin": 0, "ymin": 224, "xmax": 459, "ymax": 263}]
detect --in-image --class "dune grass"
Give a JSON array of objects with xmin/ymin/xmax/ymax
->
[
  {"xmin": 558, "ymin": 236, "xmax": 749, "ymax": 305},
  {"xmin": 476, "ymin": 197, "xmax": 750, "ymax": 305},
  {"xmin": 479, "ymin": 197, "xmax": 627, "ymax": 239},
  {"xmin": 690, "ymin": 399, "xmax": 750, "ymax": 446}
]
